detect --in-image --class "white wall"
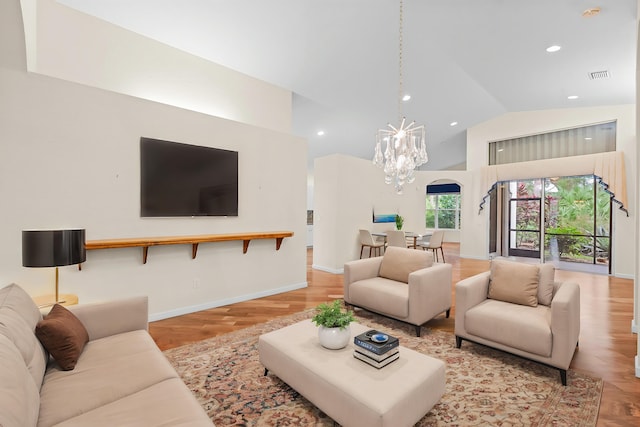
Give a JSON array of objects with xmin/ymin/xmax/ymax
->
[
  {"xmin": 313, "ymin": 154, "xmax": 470, "ymax": 273},
  {"xmin": 466, "ymin": 105, "xmax": 636, "ymax": 278},
  {"xmin": 21, "ymin": 0, "xmax": 292, "ymax": 135},
  {"xmin": 1, "ymin": 0, "xmax": 307, "ymax": 320}
]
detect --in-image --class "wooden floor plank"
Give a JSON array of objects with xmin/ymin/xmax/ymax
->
[{"xmin": 149, "ymin": 244, "xmax": 640, "ymax": 426}]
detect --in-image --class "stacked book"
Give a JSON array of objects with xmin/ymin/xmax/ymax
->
[{"xmin": 353, "ymin": 330, "xmax": 399, "ymax": 368}]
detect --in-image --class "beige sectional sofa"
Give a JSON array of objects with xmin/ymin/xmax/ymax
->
[
  {"xmin": 344, "ymin": 247, "xmax": 452, "ymax": 337},
  {"xmin": 0, "ymin": 283, "xmax": 212, "ymax": 427}
]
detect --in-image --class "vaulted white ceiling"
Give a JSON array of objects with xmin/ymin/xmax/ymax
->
[{"xmin": 58, "ymin": 0, "xmax": 637, "ymax": 170}]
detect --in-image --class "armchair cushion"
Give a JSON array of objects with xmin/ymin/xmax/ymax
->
[
  {"xmin": 379, "ymin": 247, "xmax": 433, "ymax": 283},
  {"xmin": 537, "ymin": 263, "xmax": 555, "ymax": 306},
  {"xmin": 348, "ymin": 277, "xmax": 409, "ymax": 318},
  {"xmin": 465, "ymin": 300, "xmax": 552, "ymax": 357},
  {"xmin": 488, "ymin": 258, "xmax": 539, "ymax": 307}
]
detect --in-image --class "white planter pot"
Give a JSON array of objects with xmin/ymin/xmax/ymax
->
[{"xmin": 318, "ymin": 325, "xmax": 351, "ymax": 350}]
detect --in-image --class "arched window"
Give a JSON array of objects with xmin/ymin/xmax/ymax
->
[{"xmin": 426, "ymin": 183, "xmax": 461, "ymax": 229}]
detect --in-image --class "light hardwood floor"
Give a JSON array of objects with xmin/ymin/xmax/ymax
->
[{"xmin": 149, "ymin": 244, "xmax": 640, "ymax": 427}]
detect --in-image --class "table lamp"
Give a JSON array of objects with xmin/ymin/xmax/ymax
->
[{"xmin": 22, "ymin": 229, "xmax": 86, "ymax": 306}]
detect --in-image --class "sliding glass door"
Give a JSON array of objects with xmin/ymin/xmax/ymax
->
[
  {"xmin": 501, "ymin": 175, "xmax": 611, "ymax": 273},
  {"xmin": 544, "ymin": 176, "xmax": 611, "ymax": 270}
]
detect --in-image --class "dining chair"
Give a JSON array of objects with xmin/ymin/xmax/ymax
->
[
  {"xmin": 359, "ymin": 229, "xmax": 384, "ymax": 258},
  {"xmin": 418, "ymin": 230, "xmax": 445, "ymax": 262},
  {"xmin": 386, "ymin": 230, "xmax": 407, "ymax": 248}
]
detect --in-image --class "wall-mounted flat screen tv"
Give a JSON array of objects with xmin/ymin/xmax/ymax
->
[{"xmin": 140, "ymin": 137, "xmax": 238, "ymax": 217}]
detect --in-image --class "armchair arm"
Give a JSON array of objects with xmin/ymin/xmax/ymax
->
[
  {"xmin": 66, "ymin": 296, "xmax": 149, "ymax": 341},
  {"xmin": 406, "ymin": 263, "xmax": 453, "ymax": 325},
  {"xmin": 454, "ymin": 271, "xmax": 490, "ymax": 336},
  {"xmin": 343, "ymin": 257, "xmax": 383, "ymax": 302},
  {"xmin": 550, "ymin": 282, "xmax": 580, "ymax": 369}
]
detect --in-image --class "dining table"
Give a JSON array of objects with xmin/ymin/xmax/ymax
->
[{"xmin": 372, "ymin": 231, "xmax": 432, "ymax": 249}]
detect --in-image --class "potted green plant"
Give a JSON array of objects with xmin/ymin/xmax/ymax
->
[
  {"xmin": 312, "ymin": 300, "xmax": 355, "ymax": 349},
  {"xmin": 395, "ymin": 214, "xmax": 404, "ymax": 230}
]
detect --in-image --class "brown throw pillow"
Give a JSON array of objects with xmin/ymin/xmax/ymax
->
[
  {"xmin": 35, "ymin": 304, "xmax": 89, "ymax": 370},
  {"xmin": 488, "ymin": 259, "xmax": 539, "ymax": 307}
]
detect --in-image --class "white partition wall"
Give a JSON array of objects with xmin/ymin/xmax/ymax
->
[{"xmin": 1, "ymin": 0, "xmax": 307, "ymax": 320}]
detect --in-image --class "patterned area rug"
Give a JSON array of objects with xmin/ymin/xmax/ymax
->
[{"xmin": 164, "ymin": 309, "xmax": 602, "ymax": 426}]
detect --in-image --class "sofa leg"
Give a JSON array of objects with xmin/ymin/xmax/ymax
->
[
  {"xmin": 455, "ymin": 336, "xmax": 462, "ymax": 348},
  {"xmin": 414, "ymin": 325, "xmax": 421, "ymax": 337},
  {"xmin": 560, "ymin": 369, "xmax": 567, "ymax": 386},
  {"xmin": 445, "ymin": 308, "xmax": 450, "ymax": 318},
  {"xmin": 264, "ymin": 368, "xmax": 269, "ymax": 376}
]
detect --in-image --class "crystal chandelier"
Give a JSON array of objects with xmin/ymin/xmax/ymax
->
[{"xmin": 373, "ymin": 0, "xmax": 428, "ymax": 194}]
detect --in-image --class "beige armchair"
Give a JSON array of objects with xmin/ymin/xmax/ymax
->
[
  {"xmin": 454, "ymin": 258, "xmax": 580, "ymax": 385},
  {"xmin": 344, "ymin": 247, "xmax": 452, "ymax": 337}
]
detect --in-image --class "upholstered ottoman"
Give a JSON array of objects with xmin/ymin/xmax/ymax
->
[{"xmin": 258, "ymin": 319, "xmax": 445, "ymax": 427}]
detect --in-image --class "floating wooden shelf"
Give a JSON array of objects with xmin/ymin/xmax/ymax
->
[{"xmin": 82, "ymin": 231, "xmax": 293, "ymax": 266}]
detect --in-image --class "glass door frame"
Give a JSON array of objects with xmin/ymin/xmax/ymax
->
[{"xmin": 507, "ymin": 194, "xmax": 542, "ymax": 259}]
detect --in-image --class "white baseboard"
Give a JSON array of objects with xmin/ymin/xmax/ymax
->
[
  {"xmin": 632, "ymin": 319, "xmax": 638, "ymax": 334},
  {"xmin": 636, "ymin": 355, "xmax": 640, "ymax": 378},
  {"xmin": 148, "ymin": 281, "xmax": 308, "ymax": 322},
  {"xmin": 312, "ymin": 264, "xmax": 344, "ymax": 274}
]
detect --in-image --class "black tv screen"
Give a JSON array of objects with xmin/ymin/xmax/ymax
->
[{"xmin": 140, "ymin": 137, "xmax": 238, "ymax": 217}]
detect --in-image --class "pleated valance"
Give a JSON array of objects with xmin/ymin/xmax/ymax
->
[{"xmin": 479, "ymin": 151, "xmax": 628, "ymax": 215}]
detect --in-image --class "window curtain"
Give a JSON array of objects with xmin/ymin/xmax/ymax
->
[{"xmin": 479, "ymin": 151, "xmax": 628, "ymax": 215}]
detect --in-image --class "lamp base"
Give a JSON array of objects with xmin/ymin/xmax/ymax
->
[{"xmin": 33, "ymin": 293, "xmax": 78, "ymax": 309}]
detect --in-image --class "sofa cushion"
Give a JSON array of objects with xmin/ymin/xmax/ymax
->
[
  {"xmin": 0, "ymin": 283, "xmax": 48, "ymax": 389},
  {"xmin": 36, "ymin": 304, "xmax": 89, "ymax": 371},
  {"xmin": 465, "ymin": 299, "xmax": 552, "ymax": 357},
  {"xmin": 0, "ymin": 334, "xmax": 40, "ymax": 427},
  {"xmin": 47, "ymin": 378, "xmax": 212, "ymax": 427},
  {"xmin": 488, "ymin": 259, "xmax": 539, "ymax": 307},
  {"xmin": 379, "ymin": 247, "xmax": 433, "ymax": 284},
  {"xmin": 538, "ymin": 263, "xmax": 555, "ymax": 306},
  {"xmin": 37, "ymin": 330, "xmax": 179, "ymax": 427},
  {"xmin": 349, "ymin": 277, "xmax": 409, "ymax": 318}
]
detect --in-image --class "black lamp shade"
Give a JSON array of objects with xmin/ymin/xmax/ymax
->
[{"xmin": 22, "ymin": 229, "xmax": 86, "ymax": 267}]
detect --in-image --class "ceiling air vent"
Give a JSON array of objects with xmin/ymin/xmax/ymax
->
[{"xmin": 589, "ymin": 70, "xmax": 610, "ymax": 80}]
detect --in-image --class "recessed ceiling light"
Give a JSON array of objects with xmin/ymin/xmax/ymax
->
[
  {"xmin": 402, "ymin": 94, "xmax": 411, "ymax": 102},
  {"xmin": 585, "ymin": 137, "xmax": 593, "ymax": 140},
  {"xmin": 546, "ymin": 45, "xmax": 561, "ymax": 53},
  {"xmin": 497, "ymin": 148, "xmax": 504, "ymax": 152},
  {"xmin": 450, "ymin": 121, "xmax": 458, "ymax": 127},
  {"xmin": 317, "ymin": 130, "xmax": 325, "ymax": 136},
  {"xmin": 567, "ymin": 95, "xmax": 579, "ymax": 100}
]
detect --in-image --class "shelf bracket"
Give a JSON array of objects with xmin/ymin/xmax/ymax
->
[
  {"xmin": 142, "ymin": 246, "xmax": 149, "ymax": 264},
  {"xmin": 192, "ymin": 243, "xmax": 199, "ymax": 259},
  {"xmin": 242, "ymin": 240, "xmax": 250, "ymax": 254},
  {"xmin": 276, "ymin": 237, "xmax": 284, "ymax": 250}
]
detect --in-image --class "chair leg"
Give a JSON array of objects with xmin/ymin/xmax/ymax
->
[
  {"xmin": 369, "ymin": 247, "xmax": 373, "ymax": 257},
  {"xmin": 432, "ymin": 248, "xmax": 438, "ymax": 262},
  {"xmin": 360, "ymin": 246, "xmax": 364, "ymax": 259},
  {"xmin": 440, "ymin": 247, "xmax": 445, "ymax": 263}
]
